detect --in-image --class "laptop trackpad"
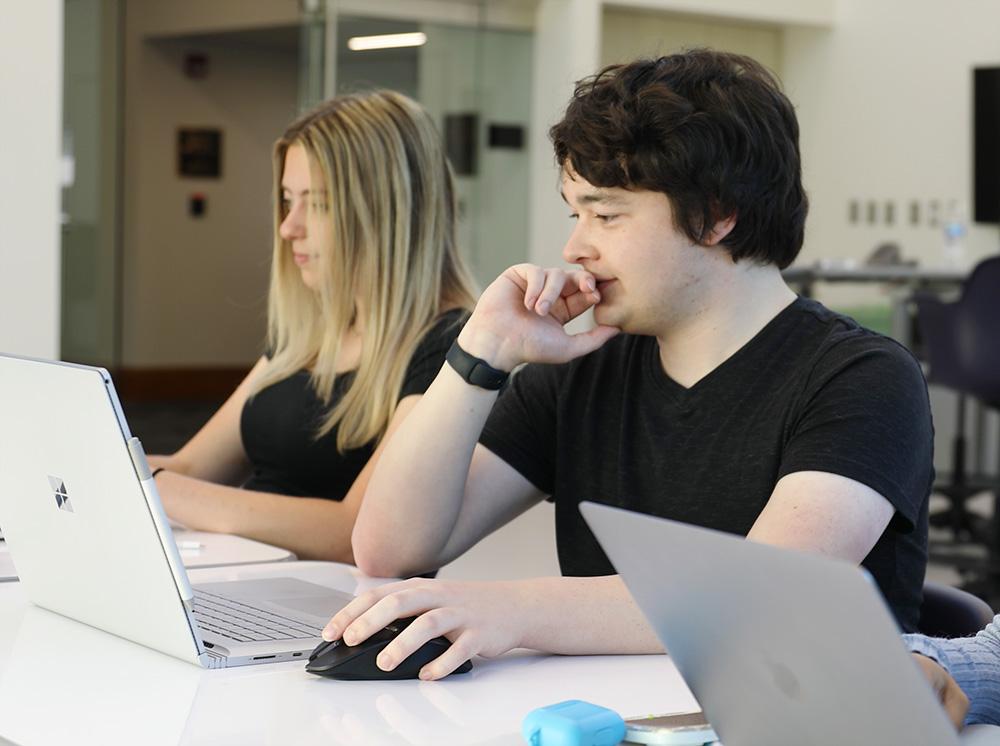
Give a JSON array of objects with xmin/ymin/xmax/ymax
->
[{"xmin": 194, "ymin": 578, "xmax": 354, "ymax": 621}]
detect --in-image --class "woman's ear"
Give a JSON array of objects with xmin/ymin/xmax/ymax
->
[{"xmin": 704, "ymin": 213, "xmax": 737, "ymax": 246}]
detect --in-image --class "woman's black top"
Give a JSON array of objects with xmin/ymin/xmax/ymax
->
[{"xmin": 240, "ymin": 310, "xmax": 466, "ymax": 500}]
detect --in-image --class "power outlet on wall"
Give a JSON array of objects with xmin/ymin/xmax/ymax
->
[{"xmin": 846, "ymin": 198, "xmax": 957, "ymax": 229}]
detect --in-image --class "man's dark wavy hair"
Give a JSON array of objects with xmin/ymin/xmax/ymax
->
[{"xmin": 550, "ymin": 49, "xmax": 808, "ymax": 269}]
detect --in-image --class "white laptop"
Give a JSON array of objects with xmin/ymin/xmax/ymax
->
[
  {"xmin": 579, "ymin": 501, "xmax": 968, "ymax": 746},
  {"xmin": 0, "ymin": 353, "xmax": 353, "ymax": 668}
]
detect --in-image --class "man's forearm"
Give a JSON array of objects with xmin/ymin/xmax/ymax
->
[
  {"xmin": 354, "ymin": 364, "xmax": 499, "ymax": 576},
  {"xmin": 515, "ymin": 575, "xmax": 664, "ymax": 655}
]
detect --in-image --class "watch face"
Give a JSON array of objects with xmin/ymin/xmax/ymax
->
[{"xmin": 469, "ymin": 361, "xmax": 507, "ymax": 390}]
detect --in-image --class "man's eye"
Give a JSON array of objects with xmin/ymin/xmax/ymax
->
[
  {"xmin": 568, "ymin": 213, "xmax": 579, "ymax": 220},
  {"xmin": 596, "ymin": 214, "xmax": 617, "ymax": 223}
]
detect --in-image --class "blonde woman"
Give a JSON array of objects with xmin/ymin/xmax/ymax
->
[{"xmin": 148, "ymin": 90, "xmax": 477, "ymax": 563}]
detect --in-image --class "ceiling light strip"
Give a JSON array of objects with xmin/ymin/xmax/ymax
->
[{"xmin": 347, "ymin": 32, "xmax": 427, "ymax": 51}]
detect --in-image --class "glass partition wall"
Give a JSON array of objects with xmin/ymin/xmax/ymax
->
[
  {"xmin": 61, "ymin": 0, "xmax": 122, "ymax": 365},
  {"xmin": 333, "ymin": 14, "xmax": 533, "ymax": 286}
]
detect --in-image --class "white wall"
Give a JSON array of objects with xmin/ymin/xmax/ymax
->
[
  {"xmin": 121, "ymin": 21, "xmax": 300, "ymax": 367},
  {"xmin": 602, "ymin": 7, "xmax": 782, "ymax": 70},
  {"xmin": 780, "ymin": 0, "xmax": 1000, "ymax": 474},
  {"xmin": 0, "ymin": 1, "xmax": 62, "ymax": 359},
  {"xmin": 605, "ymin": 0, "xmax": 834, "ymax": 27},
  {"xmin": 528, "ymin": 0, "xmax": 602, "ymax": 269},
  {"xmin": 784, "ymin": 0, "xmax": 1000, "ymax": 271},
  {"xmin": 127, "ymin": 0, "xmax": 300, "ymax": 37}
]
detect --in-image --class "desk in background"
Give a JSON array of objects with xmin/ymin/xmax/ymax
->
[
  {"xmin": 782, "ymin": 262, "xmax": 968, "ymax": 350},
  {"xmin": 0, "ymin": 529, "xmax": 294, "ymax": 582},
  {"xmin": 782, "ymin": 263, "xmax": 968, "ymax": 298},
  {"xmin": 0, "ymin": 561, "xmax": 697, "ymax": 746}
]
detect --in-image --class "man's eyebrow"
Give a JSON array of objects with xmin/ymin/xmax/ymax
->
[{"xmin": 559, "ymin": 188, "xmax": 627, "ymax": 206}]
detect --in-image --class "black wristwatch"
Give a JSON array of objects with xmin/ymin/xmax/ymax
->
[{"xmin": 446, "ymin": 340, "xmax": 510, "ymax": 391}]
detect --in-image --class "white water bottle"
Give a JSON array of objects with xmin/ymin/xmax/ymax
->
[{"xmin": 942, "ymin": 201, "xmax": 968, "ymax": 267}]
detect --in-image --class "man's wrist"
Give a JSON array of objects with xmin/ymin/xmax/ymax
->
[{"xmin": 456, "ymin": 324, "xmax": 519, "ymax": 373}]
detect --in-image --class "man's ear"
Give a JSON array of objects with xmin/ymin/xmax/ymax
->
[{"xmin": 704, "ymin": 213, "xmax": 736, "ymax": 246}]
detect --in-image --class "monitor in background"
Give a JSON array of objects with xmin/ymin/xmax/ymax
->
[{"xmin": 974, "ymin": 66, "xmax": 1000, "ymax": 224}]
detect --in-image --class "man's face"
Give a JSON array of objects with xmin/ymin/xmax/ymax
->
[{"xmin": 560, "ymin": 168, "xmax": 707, "ymax": 336}]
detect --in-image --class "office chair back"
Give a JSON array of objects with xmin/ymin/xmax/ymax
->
[
  {"xmin": 954, "ymin": 257, "xmax": 1000, "ymax": 405},
  {"xmin": 918, "ymin": 581, "xmax": 995, "ymax": 638},
  {"xmin": 915, "ymin": 256, "xmax": 1000, "ymax": 405}
]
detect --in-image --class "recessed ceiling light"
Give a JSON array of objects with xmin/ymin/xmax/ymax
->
[{"xmin": 347, "ymin": 32, "xmax": 427, "ymax": 51}]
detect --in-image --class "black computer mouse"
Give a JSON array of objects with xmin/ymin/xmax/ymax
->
[{"xmin": 305, "ymin": 617, "xmax": 473, "ymax": 680}]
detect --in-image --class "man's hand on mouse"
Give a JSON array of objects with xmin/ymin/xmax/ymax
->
[
  {"xmin": 456, "ymin": 264, "xmax": 620, "ymax": 373},
  {"xmin": 322, "ymin": 578, "xmax": 527, "ymax": 680}
]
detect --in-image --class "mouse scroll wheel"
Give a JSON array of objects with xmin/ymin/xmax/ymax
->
[{"xmin": 384, "ymin": 617, "xmax": 417, "ymax": 635}]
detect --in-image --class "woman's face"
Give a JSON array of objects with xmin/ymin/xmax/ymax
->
[{"xmin": 278, "ymin": 143, "xmax": 330, "ymax": 291}]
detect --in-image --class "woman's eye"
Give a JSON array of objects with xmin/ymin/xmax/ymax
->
[
  {"xmin": 568, "ymin": 213, "xmax": 579, "ymax": 220},
  {"xmin": 280, "ymin": 198, "xmax": 291, "ymax": 214},
  {"xmin": 596, "ymin": 214, "xmax": 617, "ymax": 223},
  {"xmin": 311, "ymin": 201, "xmax": 329, "ymax": 213}
]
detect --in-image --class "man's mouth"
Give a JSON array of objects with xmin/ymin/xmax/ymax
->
[{"xmin": 596, "ymin": 279, "xmax": 616, "ymax": 294}]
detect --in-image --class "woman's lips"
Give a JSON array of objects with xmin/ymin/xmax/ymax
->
[{"xmin": 293, "ymin": 253, "xmax": 311, "ymax": 266}]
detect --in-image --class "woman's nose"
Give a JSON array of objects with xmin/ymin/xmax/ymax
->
[{"xmin": 279, "ymin": 202, "xmax": 306, "ymax": 241}]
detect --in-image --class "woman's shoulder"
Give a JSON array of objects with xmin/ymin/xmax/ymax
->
[
  {"xmin": 411, "ymin": 307, "xmax": 469, "ymax": 360},
  {"xmin": 396, "ymin": 308, "xmax": 470, "ymax": 399}
]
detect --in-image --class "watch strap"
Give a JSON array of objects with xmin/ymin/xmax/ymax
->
[{"xmin": 446, "ymin": 340, "xmax": 509, "ymax": 391}]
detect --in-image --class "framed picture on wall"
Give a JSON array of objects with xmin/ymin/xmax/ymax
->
[{"xmin": 178, "ymin": 128, "xmax": 222, "ymax": 178}]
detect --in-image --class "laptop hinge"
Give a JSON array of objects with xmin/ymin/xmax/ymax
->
[{"xmin": 199, "ymin": 649, "xmax": 227, "ymax": 669}]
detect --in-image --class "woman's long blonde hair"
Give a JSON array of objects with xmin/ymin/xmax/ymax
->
[{"xmin": 252, "ymin": 90, "xmax": 477, "ymax": 451}]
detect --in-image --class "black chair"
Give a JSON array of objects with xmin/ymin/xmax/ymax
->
[
  {"xmin": 913, "ymin": 256, "xmax": 1000, "ymax": 547},
  {"xmin": 918, "ymin": 580, "xmax": 995, "ymax": 638}
]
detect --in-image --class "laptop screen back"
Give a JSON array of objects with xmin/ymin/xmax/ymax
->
[
  {"xmin": 579, "ymin": 501, "xmax": 960, "ymax": 746},
  {"xmin": 0, "ymin": 354, "xmax": 203, "ymax": 664}
]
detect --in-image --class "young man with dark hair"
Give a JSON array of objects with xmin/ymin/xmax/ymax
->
[{"xmin": 324, "ymin": 50, "xmax": 934, "ymax": 680}]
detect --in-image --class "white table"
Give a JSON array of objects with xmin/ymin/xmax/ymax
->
[
  {"xmin": 173, "ymin": 529, "xmax": 295, "ymax": 568},
  {"xmin": 1, "ymin": 560, "xmax": 999, "ymax": 745},
  {"xmin": 0, "ymin": 561, "xmax": 698, "ymax": 746},
  {"xmin": 0, "ymin": 529, "xmax": 294, "ymax": 582},
  {"xmin": 0, "ymin": 542, "xmax": 13, "ymax": 583}
]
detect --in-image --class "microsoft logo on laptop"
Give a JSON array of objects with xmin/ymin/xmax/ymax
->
[{"xmin": 47, "ymin": 476, "xmax": 74, "ymax": 513}]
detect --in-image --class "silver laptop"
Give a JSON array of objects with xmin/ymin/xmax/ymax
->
[
  {"xmin": 579, "ymin": 501, "xmax": 964, "ymax": 746},
  {"xmin": 0, "ymin": 353, "xmax": 352, "ymax": 668}
]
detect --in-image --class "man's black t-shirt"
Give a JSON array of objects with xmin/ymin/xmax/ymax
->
[
  {"xmin": 479, "ymin": 297, "xmax": 932, "ymax": 632},
  {"xmin": 240, "ymin": 310, "xmax": 466, "ymax": 500}
]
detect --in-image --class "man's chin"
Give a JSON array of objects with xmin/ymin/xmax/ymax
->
[{"xmin": 593, "ymin": 304, "xmax": 623, "ymax": 330}]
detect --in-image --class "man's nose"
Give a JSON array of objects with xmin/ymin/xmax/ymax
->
[{"xmin": 562, "ymin": 222, "xmax": 596, "ymax": 265}]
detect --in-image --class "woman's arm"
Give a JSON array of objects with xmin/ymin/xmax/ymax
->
[
  {"xmin": 147, "ymin": 356, "xmax": 269, "ymax": 485},
  {"xmin": 155, "ymin": 395, "xmax": 422, "ymax": 563}
]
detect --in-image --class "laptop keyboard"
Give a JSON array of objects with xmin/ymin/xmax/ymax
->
[{"xmin": 193, "ymin": 589, "xmax": 324, "ymax": 643}]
